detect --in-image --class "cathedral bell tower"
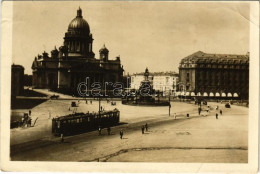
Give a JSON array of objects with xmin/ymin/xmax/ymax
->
[{"xmin": 99, "ymin": 44, "xmax": 109, "ymax": 62}]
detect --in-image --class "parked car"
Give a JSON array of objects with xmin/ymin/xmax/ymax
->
[{"xmin": 225, "ymin": 103, "xmax": 231, "ymax": 108}]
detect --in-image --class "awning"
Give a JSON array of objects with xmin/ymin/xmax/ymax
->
[
  {"xmin": 185, "ymin": 92, "xmax": 190, "ymax": 96},
  {"xmin": 203, "ymin": 92, "xmax": 208, "ymax": 97},
  {"xmin": 180, "ymin": 92, "xmax": 185, "ymax": 96},
  {"xmin": 209, "ymin": 92, "xmax": 214, "ymax": 97},
  {"xmin": 221, "ymin": 93, "xmax": 226, "ymax": 97},
  {"xmin": 197, "ymin": 92, "xmax": 201, "ymax": 96},
  {"xmin": 233, "ymin": 93, "xmax": 239, "ymax": 97},
  {"xmin": 191, "ymin": 92, "xmax": 196, "ymax": 96},
  {"xmin": 227, "ymin": 93, "xmax": 232, "ymax": 97},
  {"xmin": 215, "ymin": 92, "xmax": 220, "ymax": 97}
]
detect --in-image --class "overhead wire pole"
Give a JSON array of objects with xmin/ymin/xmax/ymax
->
[
  {"xmin": 169, "ymin": 89, "xmax": 171, "ymax": 116},
  {"xmin": 99, "ymin": 96, "xmax": 101, "ymax": 127}
]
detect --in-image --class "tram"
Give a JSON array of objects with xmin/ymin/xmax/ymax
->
[{"xmin": 52, "ymin": 109, "xmax": 120, "ymax": 136}]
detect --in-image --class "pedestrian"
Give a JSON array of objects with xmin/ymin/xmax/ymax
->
[
  {"xmin": 174, "ymin": 113, "xmax": 177, "ymax": 119},
  {"xmin": 90, "ymin": 100, "xmax": 92, "ymax": 104},
  {"xmin": 216, "ymin": 113, "xmax": 218, "ymax": 119},
  {"xmin": 120, "ymin": 129, "xmax": 123, "ymax": 139},
  {"xmin": 186, "ymin": 113, "xmax": 190, "ymax": 119},
  {"xmin": 86, "ymin": 100, "xmax": 88, "ymax": 104},
  {"xmin": 141, "ymin": 126, "xmax": 145, "ymax": 134},
  {"xmin": 98, "ymin": 126, "xmax": 102, "ymax": 135},
  {"xmin": 220, "ymin": 109, "xmax": 222, "ymax": 115},
  {"xmin": 107, "ymin": 127, "xmax": 111, "ymax": 135},
  {"xmin": 29, "ymin": 110, "xmax": 31, "ymax": 116},
  {"xmin": 100, "ymin": 106, "xmax": 103, "ymax": 111},
  {"xmin": 198, "ymin": 107, "xmax": 201, "ymax": 115},
  {"xmin": 145, "ymin": 123, "xmax": 148, "ymax": 131},
  {"xmin": 27, "ymin": 118, "xmax": 32, "ymax": 127},
  {"xmin": 60, "ymin": 133, "xmax": 64, "ymax": 142}
]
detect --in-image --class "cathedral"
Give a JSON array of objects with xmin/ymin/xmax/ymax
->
[{"xmin": 32, "ymin": 8, "xmax": 124, "ymax": 95}]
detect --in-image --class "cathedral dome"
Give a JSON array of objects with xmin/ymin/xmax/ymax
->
[{"xmin": 68, "ymin": 7, "xmax": 90, "ymax": 33}]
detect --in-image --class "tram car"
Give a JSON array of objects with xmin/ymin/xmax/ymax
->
[{"xmin": 52, "ymin": 109, "xmax": 120, "ymax": 136}]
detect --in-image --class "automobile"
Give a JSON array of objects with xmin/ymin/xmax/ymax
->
[
  {"xmin": 50, "ymin": 94, "xmax": 59, "ymax": 99},
  {"xmin": 225, "ymin": 103, "xmax": 231, "ymax": 108},
  {"xmin": 71, "ymin": 101, "xmax": 77, "ymax": 107}
]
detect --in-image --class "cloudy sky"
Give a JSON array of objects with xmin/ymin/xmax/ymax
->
[{"xmin": 12, "ymin": 1, "xmax": 249, "ymax": 75}]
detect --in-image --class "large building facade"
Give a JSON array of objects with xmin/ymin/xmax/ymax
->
[
  {"xmin": 32, "ymin": 8, "xmax": 124, "ymax": 94},
  {"xmin": 179, "ymin": 51, "xmax": 249, "ymax": 99},
  {"xmin": 130, "ymin": 70, "xmax": 179, "ymax": 94}
]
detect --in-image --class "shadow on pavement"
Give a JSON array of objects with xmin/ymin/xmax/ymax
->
[{"xmin": 11, "ymin": 98, "xmax": 47, "ymax": 109}]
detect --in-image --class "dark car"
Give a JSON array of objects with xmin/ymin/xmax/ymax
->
[
  {"xmin": 225, "ymin": 103, "xmax": 231, "ymax": 108},
  {"xmin": 50, "ymin": 94, "xmax": 59, "ymax": 99}
]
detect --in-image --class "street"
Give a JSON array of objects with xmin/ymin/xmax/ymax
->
[{"xmin": 10, "ymin": 94, "xmax": 248, "ymax": 162}]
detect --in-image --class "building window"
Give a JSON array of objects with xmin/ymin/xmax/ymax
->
[
  {"xmin": 186, "ymin": 72, "xmax": 190, "ymax": 82},
  {"xmin": 166, "ymin": 77, "xmax": 169, "ymax": 83}
]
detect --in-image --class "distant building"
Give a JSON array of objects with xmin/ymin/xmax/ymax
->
[
  {"xmin": 32, "ymin": 8, "xmax": 124, "ymax": 94},
  {"xmin": 130, "ymin": 70, "xmax": 179, "ymax": 94},
  {"xmin": 11, "ymin": 64, "xmax": 24, "ymax": 96},
  {"xmin": 178, "ymin": 51, "xmax": 249, "ymax": 99}
]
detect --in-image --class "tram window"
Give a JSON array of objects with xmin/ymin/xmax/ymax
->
[{"xmin": 77, "ymin": 119, "xmax": 79, "ymax": 123}]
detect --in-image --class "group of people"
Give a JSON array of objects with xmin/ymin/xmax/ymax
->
[
  {"xmin": 98, "ymin": 126, "xmax": 112, "ymax": 136},
  {"xmin": 22, "ymin": 110, "xmax": 32, "ymax": 127},
  {"xmin": 85, "ymin": 100, "xmax": 93, "ymax": 104},
  {"xmin": 96, "ymin": 123, "xmax": 149, "ymax": 140},
  {"xmin": 111, "ymin": 101, "xmax": 116, "ymax": 106},
  {"xmin": 141, "ymin": 123, "xmax": 148, "ymax": 134}
]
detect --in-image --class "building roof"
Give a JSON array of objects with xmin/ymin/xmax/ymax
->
[
  {"xmin": 12, "ymin": 64, "xmax": 24, "ymax": 70},
  {"xmin": 132, "ymin": 71, "xmax": 178, "ymax": 76},
  {"xmin": 180, "ymin": 51, "xmax": 249, "ymax": 64}
]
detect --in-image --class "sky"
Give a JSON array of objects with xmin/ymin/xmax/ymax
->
[{"xmin": 12, "ymin": 1, "xmax": 250, "ymax": 75}]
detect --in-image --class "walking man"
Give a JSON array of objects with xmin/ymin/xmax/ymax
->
[
  {"xmin": 141, "ymin": 126, "xmax": 145, "ymax": 134},
  {"xmin": 145, "ymin": 123, "xmax": 148, "ymax": 131},
  {"xmin": 98, "ymin": 126, "xmax": 102, "ymax": 135},
  {"xmin": 186, "ymin": 113, "xmax": 190, "ymax": 119},
  {"xmin": 107, "ymin": 127, "xmax": 111, "ymax": 135},
  {"xmin": 120, "ymin": 129, "xmax": 123, "ymax": 139},
  {"xmin": 174, "ymin": 113, "xmax": 177, "ymax": 119},
  {"xmin": 60, "ymin": 133, "xmax": 64, "ymax": 143},
  {"xmin": 220, "ymin": 109, "xmax": 223, "ymax": 115},
  {"xmin": 216, "ymin": 113, "xmax": 218, "ymax": 119}
]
